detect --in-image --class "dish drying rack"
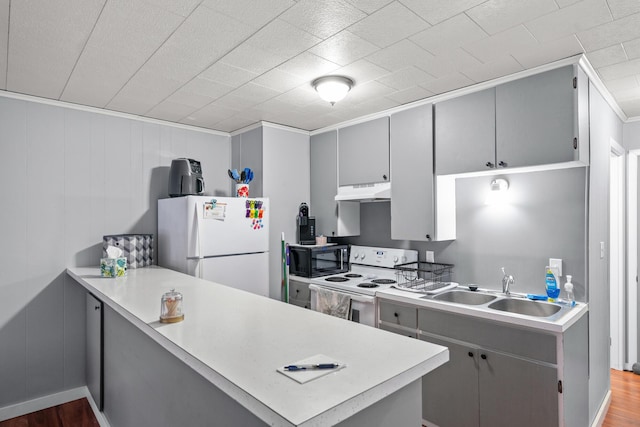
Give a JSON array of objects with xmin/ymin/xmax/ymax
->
[{"xmin": 394, "ymin": 261, "xmax": 455, "ymax": 294}]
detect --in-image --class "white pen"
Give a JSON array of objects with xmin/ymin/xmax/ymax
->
[{"xmin": 284, "ymin": 363, "xmax": 340, "ymax": 371}]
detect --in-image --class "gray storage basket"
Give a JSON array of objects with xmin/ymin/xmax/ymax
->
[{"xmin": 103, "ymin": 234, "xmax": 154, "ymax": 268}]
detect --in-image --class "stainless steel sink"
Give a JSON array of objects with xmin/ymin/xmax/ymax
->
[
  {"xmin": 432, "ymin": 290, "xmax": 498, "ymax": 305},
  {"xmin": 488, "ymin": 298, "xmax": 562, "ymax": 317}
]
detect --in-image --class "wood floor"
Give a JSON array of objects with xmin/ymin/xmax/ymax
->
[
  {"xmin": 0, "ymin": 398, "xmax": 98, "ymax": 427},
  {"xmin": 0, "ymin": 372, "xmax": 637, "ymax": 427}
]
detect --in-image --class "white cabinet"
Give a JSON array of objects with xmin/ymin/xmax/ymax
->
[
  {"xmin": 435, "ymin": 65, "xmax": 588, "ymax": 175},
  {"xmin": 338, "ymin": 117, "xmax": 389, "ymax": 186}
]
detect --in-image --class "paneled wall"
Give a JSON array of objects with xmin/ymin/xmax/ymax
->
[{"xmin": 0, "ymin": 96, "xmax": 230, "ymax": 409}]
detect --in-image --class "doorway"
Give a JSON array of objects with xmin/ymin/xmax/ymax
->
[{"xmin": 610, "ymin": 140, "xmax": 625, "ymax": 370}]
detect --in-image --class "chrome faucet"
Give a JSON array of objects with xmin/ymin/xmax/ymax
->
[{"xmin": 501, "ymin": 267, "xmax": 514, "ymax": 295}]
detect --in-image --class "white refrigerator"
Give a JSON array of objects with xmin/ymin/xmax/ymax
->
[{"xmin": 158, "ymin": 196, "xmax": 269, "ymax": 297}]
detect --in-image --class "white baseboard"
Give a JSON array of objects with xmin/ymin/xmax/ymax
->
[
  {"xmin": 0, "ymin": 386, "xmax": 110, "ymax": 427},
  {"xmin": 591, "ymin": 389, "xmax": 612, "ymax": 427}
]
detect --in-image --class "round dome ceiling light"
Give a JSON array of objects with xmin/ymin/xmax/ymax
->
[{"xmin": 312, "ymin": 75, "xmax": 354, "ymax": 105}]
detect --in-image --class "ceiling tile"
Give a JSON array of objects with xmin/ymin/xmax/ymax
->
[
  {"xmin": 418, "ymin": 49, "xmax": 483, "ymax": 78},
  {"xmin": 385, "ymin": 85, "xmax": 434, "ymax": 104},
  {"xmin": 229, "ymin": 82, "xmax": 282, "ymax": 103},
  {"xmin": 171, "ymin": 78, "xmax": 235, "ymax": 107},
  {"xmin": 419, "ymin": 71, "xmax": 475, "ymax": 94},
  {"xmin": 280, "ymin": 0, "xmax": 366, "ymax": 39},
  {"xmin": 214, "ymin": 115, "xmax": 259, "ymax": 132},
  {"xmin": 345, "ymin": 80, "xmax": 396, "ymax": 103},
  {"xmin": 214, "ymin": 93, "xmax": 263, "ymax": 111},
  {"xmin": 202, "ymin": 0, "xmax": 295, "ymax": 29},
  {"xmin": 606, "ymin": 0, "xmax": 640, "ymax": 19},
  {"xmin": 604, "ymin": 75, "xmax": 639, "ymax": 93},
  {"xmin": 577, "ymin": 9, "xmax": 640, "ymax": 51},
  {"xmin": 461, "ymin": 55, "xmax": 524, "ymax": 82},
  {"xmin": 348, "ymin": 2, "xmax": 430, "ymax": 48},
  {"xmin": 623, "ymin": 38, "xmax": 640, "ymax": 60},
  {"xmin": 221, "ymin": 43, "xmax": 288, "ymax": 75},
  {"xmin": 410, "ymin": 13, "xmax": 488, "ymax": 56},
  {"xmin": 334, "ymin": 59, "xmax": 390, "ymax": 85},
  {"xmin": 147, "ymin": 100, "xmax": 198, "ymax": 122},
  {"xmin": 61, "ymin": 0, "xmax": 185, "ymax": 107},
  {"xmin": 343, "ymin": 0, "xmax": 393, "ymax": 14},
  {"xmin": 376, "ymin": 66, "xmax": 434, "ymax": 90},
  {"xmin": 617, "ymin": 98, "xmax": 640, "ymax": 117},
  {"xmin": 556, "ymin": 0, "xmax": 581, "ymax": 6},
  {"xmin": 467, "ymin": 0, "xmax": 558, "ymax": 35},
  {"xmin": 7, "ymin": 0, "xmax": 105, "ymax": 99},
  {"xmin": 277, "ymin": 52, "xmax": 341, "ymax": 81},
  {"xmin": 142, "ymin": 0, "xmax": 202, "ymax": 17},
  {"xmin": 246, "ymin": 19, "xmax": 321, "ymax": 61},
  {"xmin": 274, "ymin": 86, "xmax": 320, "ymax": 107},
  {"xmin": 597, "ymin": 57, "xmax": 640, "ymax": 81},
  {"xmin": 106, "ymin": 68, "xmax": 183, "ymax": 114},
  {"xmin": 462, "ymin": 25, "xmax": 538, "ymax": 63},
  {"xmin": 511, "ymin": 34, "xmax": 584, "ymax": 69},
  {"xmin": 183, "ymin": 103, "xmax": 240, "ymax": 127},
  {"xmin": 611, "ymin": 84, "xmax": 640, "ymax": 101},
  {"xmin": 252, "ymin": 69, "xmax": 307, "ymax": 93},
  {"xmin": 0, "ymin": 0, "xmax": 9, "ymax": 89},
  {"xmin": 366, "ymin": 39, "xmax": 435, "ymax": 72},
  {"xmin": 201, "ymin": 62, "xmax": 258, "ymax": 86},
  {"xmin": 309, "ymin": 31, "xmax": 379, "ymax": 66},
  {"xmin": 586, "ymin": 44, "xmax": 628, "ymax": 68},
  {"xmin": 526, "ymin": 0, "xmax": 612, "ymax": 44},
  {"xmin": 400, "ymin": 0, "xmax": 487, "ymax": 25}
]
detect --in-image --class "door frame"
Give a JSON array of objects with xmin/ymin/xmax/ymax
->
[
  {"xmin": 626, "ymin": 149, "xmax": 640, "ymax": 370},
  {"xmin": 610, "ymin": 139, "xmax": 625, "ymax": 371}
]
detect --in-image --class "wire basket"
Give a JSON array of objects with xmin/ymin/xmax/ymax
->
[{"xmin": 394, "ymin": 261, "xmax": 454, "ymax": 294}]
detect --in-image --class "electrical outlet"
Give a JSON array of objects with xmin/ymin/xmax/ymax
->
[
  {"xmin": 426, "ymin": 251, "xmax": 435, "ymax": 263},
  {"xmin": 549, "ymin": 258, "xmax": 562, "ymax": 277}
]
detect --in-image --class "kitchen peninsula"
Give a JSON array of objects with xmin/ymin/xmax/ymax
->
[{"xmin": 67, "ymin": 266, "xmax": 448, "ymax": 426}]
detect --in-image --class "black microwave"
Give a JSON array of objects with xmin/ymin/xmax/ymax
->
[{"xmin": 289, "ymin": 244, "xmax": 349, "ymax": 278}]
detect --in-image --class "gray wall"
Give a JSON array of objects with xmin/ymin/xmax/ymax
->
[
  {"xmin": 588, "ymin": 83, "xmax": 622, "ymax": 423},
  {"xmin": 0, "ymin": 95, "xmax": 230, "ymax": 409},
  {"xmin": 339, "ymin": 167, "xmax": 587, "ymax": 298}
]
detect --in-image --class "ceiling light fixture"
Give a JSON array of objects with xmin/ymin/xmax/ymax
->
[
  {"xmin": 312, "ymin": 75, "xmax": 354, "ymax": 105},
  {"xmin": 490, "ymin": 178, "xmax": 509, "ymax": 192}
]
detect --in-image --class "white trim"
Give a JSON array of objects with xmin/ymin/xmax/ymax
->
[
  {"xmin": 230, "ymin": 121, "xmax": 263, "ymax": 136},
  {"xmin": 627, "ymin": 149, "xmax": 640, "ymax": 368},
  {"xmin": 590, "ymin": 389, "xmax": 612, "ymax": 427},
  {"xmin": 610, "ymin": 139, "xmax": 626, "ymax": 371},
  {"xmin": 0, "ymin": 89, "xmax": 230, "ymax": 137},
  {"xmin": 0, "ymin": 386, "xmax": 87, "ymax": 422},
  {"xmin": 84, "ymin": 388, "xmax": 112, "ymax": 427},
  {"xmin": 230, "ymin": 121, "xmax": 310, "ymax": 137},
  {"xmin": 578, "ymin": 56, "xmax": 628, "ymax": 123}
]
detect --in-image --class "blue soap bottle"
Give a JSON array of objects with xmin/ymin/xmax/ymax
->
[{"xmin": 545, "ymin": 266, "xmax": 560, "ymax": 301}]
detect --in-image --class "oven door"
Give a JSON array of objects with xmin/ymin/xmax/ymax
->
[{"xmin": 309, "ymin": 284, "xmax": 376, "ymax": 327}]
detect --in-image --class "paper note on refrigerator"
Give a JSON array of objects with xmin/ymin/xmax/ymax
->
[{"xmin": 203, "ymin": 201, "xmax": 226, "ymax": 220}]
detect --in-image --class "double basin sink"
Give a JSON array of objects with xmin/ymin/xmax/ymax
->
[{"xmin": 425, "ymin": 289, "xmax": 563, "ymax": 318}]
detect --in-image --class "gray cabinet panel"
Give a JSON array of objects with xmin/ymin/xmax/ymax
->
[
  {"xmin": 289, "ymin": 278, "xmax": 311, "ymax": 309},
  {"xmin": 378, "ymin": 322, "xmax": 417, "ymax": 339},
  {"xmin": 390, "ymin": 104, "xmax": 434, "ymax": 241},
  {"xmin": 379, "ymin": 301, "xmax": 417, "ymax": 328},
  {"xmin": 338, "ymin": 117, "xmax": 389, "ymax": 186},
  {"xmin": 496, "ymin": 65, "xmax": 576, "ymax": 168},
  {"xmin": 310, "ymin": 131, "xmax": 338, "ymax": 236},
  {"xmin": 435, "ymin": 88, "xmax": 496, "ymax": 174},
  {"xmin": 420, "ymin": 334, "xmax": 479, "ymax": 426},
  {"xmin": 86, "ymin": 293, "xmax": 103, "ymax": 411},
  {"xmin": 479, "ymin": 349, "xmax": 558, "ymax": 427}
]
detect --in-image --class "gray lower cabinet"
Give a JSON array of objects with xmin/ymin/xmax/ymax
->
[
  {"xmin": 310, "ymin": 130, "xmax": 338, "ymax": 237},
  {"xmin": 86, "ymin": 293, "xmax": 103, "ymax": 411},
  {"xmin": 289, "ymin": 278, "xmax": 311, "ymax": 309},
  {"xmin": 390, "ymin": 104, "xmax": 436, "ymax": 241},
  {"xmin": 338, "ymin": 117, "xmax": 389, "ymax": 186}
]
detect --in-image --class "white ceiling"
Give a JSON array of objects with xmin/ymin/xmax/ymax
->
[{"xmin": 2, "ymin": 0, "xmax": 640, "ymax": 133}]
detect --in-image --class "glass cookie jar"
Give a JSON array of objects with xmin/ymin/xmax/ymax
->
[{"xmin": 160, "ymin": 289, "xmax": 184, "ymax": 323}]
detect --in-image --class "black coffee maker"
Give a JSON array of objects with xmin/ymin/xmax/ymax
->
[{"xmin": 296, "ymin": 202, "xmax": 316, "ymax": 245}]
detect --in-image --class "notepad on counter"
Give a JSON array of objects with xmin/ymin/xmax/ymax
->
[{"xmin": 277, "ymin": 354, "xmax": 346, "ymax": 384}]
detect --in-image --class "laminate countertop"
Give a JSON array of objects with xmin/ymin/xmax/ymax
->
[{"xmin": 67, "ymin": 266, "xmax": 448, "ymax": 427}]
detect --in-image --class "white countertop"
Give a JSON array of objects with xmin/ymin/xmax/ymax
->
[
  {"xmin": 377, "ymin": 287, "xmax": 588, "ymax": 333},
  {"xmin": 67, "ymin": 266, "xmax": 448, "ymax": 427}
]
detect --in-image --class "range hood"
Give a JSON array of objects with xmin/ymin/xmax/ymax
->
[{"xmin": 335, "ymin": 182, "xmax": 391, "ymax": 202}]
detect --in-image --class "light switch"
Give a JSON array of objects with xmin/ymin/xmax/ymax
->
[
  {"xmin": 426, "ymin": 251, "xmax": 434, "ymax": 263},
  {"xmin": 600, "ymin": 242, "xmax": 605, "ymax": 259},
  {"xmin": 549, "ymin": 258, "xmax": 562, "ymax": 277}
]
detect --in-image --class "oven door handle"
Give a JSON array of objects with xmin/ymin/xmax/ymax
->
[{"xmin": 309, "ymin": 284, "xmax": 375, "ymax": 303}]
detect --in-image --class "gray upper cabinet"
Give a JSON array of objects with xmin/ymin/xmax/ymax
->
[
  {"xmin": 496, "ymin": 65, "xmax": 576, "ymax": 169},
  {"xmin": 338, "ymin": 117, "xmax": 390, "ymax": 186},
  {"xmin": 435, "ymin": 65, "xmax": 584, "ymax": 175},
  {"xmin": 390, "ymin": 104, "xmax": 435, "ymax": 241},
  {"xmin": 435, "ymin": 88, "xmax": 496, "ymax": 175},
  {"xmin": 310, "ymin": 130, "xmax": 338, "ymax": 237}
]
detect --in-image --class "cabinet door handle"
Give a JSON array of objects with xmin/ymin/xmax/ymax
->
[
  {"xmin": 425, "ymin": 234, "xmax": 431, "ymax": 241},
  {"xmin": 481, "ymin": 354, "xmax": 487, "ymax": 360},
  {"xmin": 485, "ymin": 162, "xmax": 494, "ymax": 168},
  {"xmin": 468, "ymin": 351, "xmax": 474, "ymax": 358},
  {"xmin": 394, "ymin": 312, "xmax": 399, "ymax": 318},
  {"xmin": 94, "ymin": 306, "xmax": 100, "ymax": 311},
  {"xmin": 383, "ymin": 174, "xmax": 388, "ymax": 180},
  {"xmin": 498, "ymin": 160, "xmax": 507, "ymax": 167}
]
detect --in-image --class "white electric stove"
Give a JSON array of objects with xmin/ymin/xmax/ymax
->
[{"xmin": 309, "ymin": 246, "xmax": 418, "ymax": 326}]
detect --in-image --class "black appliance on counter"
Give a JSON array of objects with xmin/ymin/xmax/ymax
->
[
  {"xmin": 289, "ymin": 244, "xmax": 349, "ymax": 278},
  {"xmin": 296, "ymin": 202, "xmax": 316, "ymax": 245},
  {"xmin": 169, "ymin": 158, "xmax": 205, "ymax": 197}
]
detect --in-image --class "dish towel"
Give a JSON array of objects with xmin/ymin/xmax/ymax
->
[{"xmin": 315, "ymin": 287, "xmax": 352, "ymax": 320}]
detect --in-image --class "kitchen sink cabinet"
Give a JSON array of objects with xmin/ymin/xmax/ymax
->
[
  {"xmin": 338, "ymin": 117, "xmax": 389, "ymax": 186},
  {"xmin": 435, "ymin": 65, "xmax": 587, "ymax": 175},
  {"xmin": 390, "ymin": 104, "xmax": 435, "ymax": 241}
]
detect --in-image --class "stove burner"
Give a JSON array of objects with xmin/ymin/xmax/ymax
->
[
  {"xmin": 325, "ymin": 277, "xmax": 349, "ymax": 283},
  {"xmin": 357, "ymin": 283, "xmax": 379, "ymax": 288},
  {"xmin": 372, "ymin": 279, "xmax": 396, "ymax": 285},
  {"xmin": 344, "ymin": 273, "xmax": 363, "ymax": 278}
]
